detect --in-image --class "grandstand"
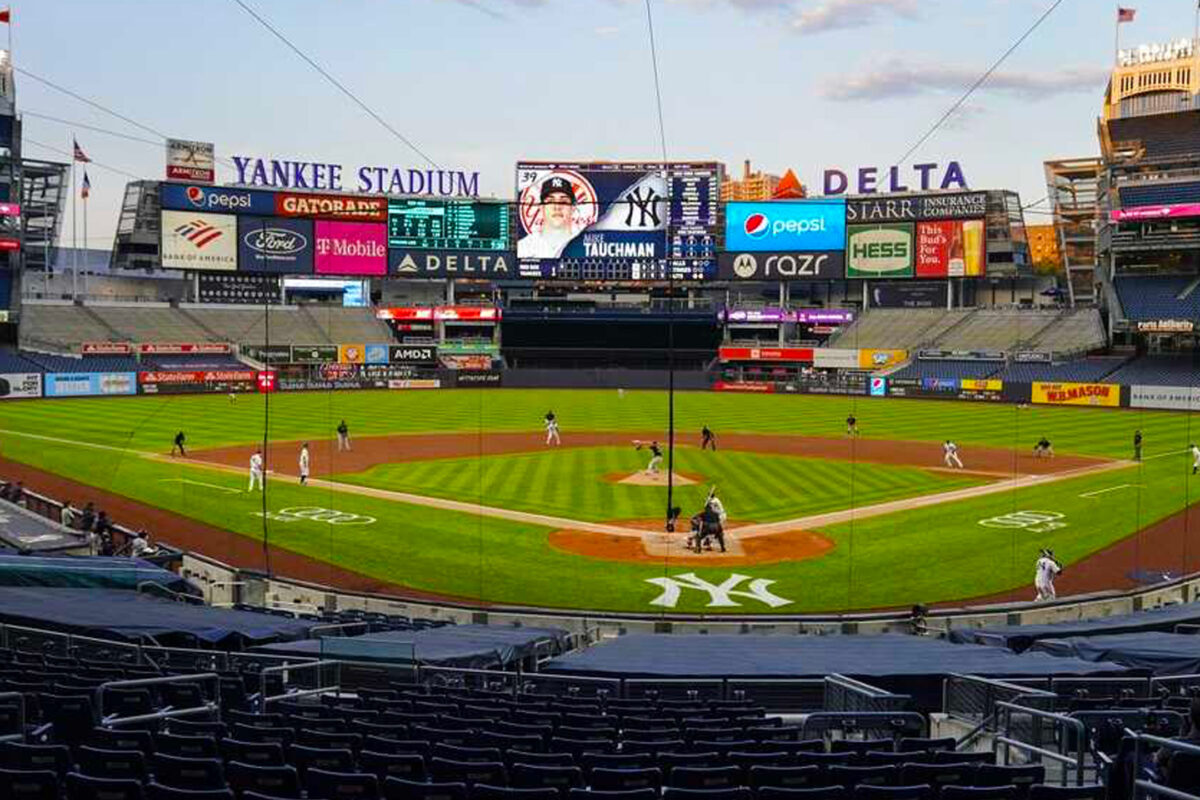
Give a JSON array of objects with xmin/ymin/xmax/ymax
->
[
  {"xmin": 993, "ymin": 356, "xmax": 1130, "ymax": 383},
  {"xmin": 1113, "ymin": 275, "xmax": 1200, "ymax": 321},
  {"xmin": 1104, "ymin": 353, "xmax": 1200, "ymax": 386},
  {"xmin": 827, "ymin": 309, "xmax": 972, "ymax": 350},
  {"xmin": 885, "ymin": 359, "xmax": 1001, "ymax": 381},
  {"xmin": 18, "ymin": 302, "xmax": 394, "ymax": 351},
  {"xmin": 831, "ymin": 308, "xmax": 1104, "ymax": 355},
  {"xmin": 1118, "ymin": 179, "xmax": 1200, "ymax": 207}
]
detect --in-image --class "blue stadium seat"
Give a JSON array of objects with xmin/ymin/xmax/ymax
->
[
  {"xmin": 472, "ymin": 785, "xmax": 560, "ymax": 800},
  {"xmin": 831, "ymin": 740, "xmax": 893, "ymax": 755},
  {"xmin": 854, "ymin": 786, "xmax": 933, "ymax": 800},
  {"xmin": 897, "ymin": 738, "xmax": 955, "ymax": 753},
  {"xmin": 0, "ymin": 767, "xmax": 59, "ymax": 800},
  {"xmin": 667, "ymin": 766, "xmax": 743, "ymax": 791},
  {"xmin": 756, "ymin": 789, "xmax": 845, "ymax": 800},
  {"xmin": 428, "ymin": 758, "xmax": 508, "ymax": 788},
  {"xmin": 588, "ymin": 768, "xmax": 663, "ymax": 792},
  {"xmin": 358, "ymin": 751, "xmax": 426, "ymax": 783},
  {"xmin": 149, "ymin": 754, "xmax": 225, "ymax": 791},
  {"xmin": 828, "ymin": 765, "xmax": 899, "ymax": 788},
  {"xmin": 974, "ymin": 765, "xmax": 1045, "ymax": 791},
  {"xmin": 155, "ymin": 734, "xmax": 219, "ymax": 760},
  {"xmin": 566, "ymin": 789, "xmax": 657, "ymax": 800},
  {"xmin": 0, "ymin": 742, "xmax": 73, "ymax": 776},
  {"xmin": 303, "ymin": 767, "xmax": 380, "ymax": 800},
  {"xmin": 661, "ymin": 788, "xmax": 753, "ymax": 800},
  {"xmin": 285, "ymin": 744, "xmax": 354, "ymax": 778},
  {"xmin": 1026, "ymin": 786, "xmax": 1105, "ymax": 800},
  {"xmin": 224, "ymin": 762, "xmax": 300, "ymax": 799},
  {"xmin": 899, "ymin": 763, "xmax": 977, "ymax": 790},
  {"xmin": 508, "ymin": 763, "xmax": 583, "ymax": 795},
  {"xmin": 77, "ymin": 746, "xmax": 147, "ymax": 782},
  {"xmin": 504, "ymin": 753, "xmax": 574, "ymax": 769},
  {"xmin": 66, "ymin": 772, "xmax": 146, "ymax": 800},
  {"xmin": 748, "ymin": 766, "xmax": 827, "ymax": 790},
  {"xmin": 434, "ymin": 744, "xmax": 503, "ymax": 764},
  {"xmin": 145, "ymin": 786, "xmax": 233, "ymax": 800},
  {"xmin": 217, "ymin": 739, "xmax": 284, "ymax": 767},
  {"xmin": 91, "ymin": 728, "xmax": 155, "ymax": 755},
  {"xmin": 382, "ymin": 777, "xmax": 468, "ymax": 800},
  {"xmin": 942, "ymin": 787, "xmax": 1019, "ymax": 800}
]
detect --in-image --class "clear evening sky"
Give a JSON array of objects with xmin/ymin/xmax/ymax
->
[{"xmin": 16, "ymin": 0, "xmax": 1199, "ymax": 250}]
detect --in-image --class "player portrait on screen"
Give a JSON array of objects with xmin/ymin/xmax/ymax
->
[{"xmin": 516, "ymin": 169, "xmax": 598, "ymax": 260}]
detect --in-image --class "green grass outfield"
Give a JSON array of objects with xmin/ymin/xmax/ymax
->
[{"xmin": 0, "ymin": 388, "xmax": 1197, "ymax": 614}]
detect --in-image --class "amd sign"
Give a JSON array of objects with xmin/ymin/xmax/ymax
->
[
  {"xmin": 387, "ymin": 345, "xmax": 437, "ymax": 365},
  {"xmin": 390, "ymin": 248, "xmax": 516, "ymax": 278},
  {"xmin": 717, "ymin": 251, "xmax": 844, "ymax": 281}
]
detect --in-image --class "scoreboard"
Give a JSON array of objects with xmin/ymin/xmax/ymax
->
[{"xmin": 387, "ymin": 199, "xmax": 509, "ymax": 251}]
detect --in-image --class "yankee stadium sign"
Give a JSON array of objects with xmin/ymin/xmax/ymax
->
[{"xmin": 232, "ymin": 155, "xmax": 480, "ymax": 198}]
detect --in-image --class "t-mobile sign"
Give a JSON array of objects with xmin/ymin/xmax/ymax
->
[{"xmin": 314, "ymin": 220, "xmax": 387, "ymax": 275}]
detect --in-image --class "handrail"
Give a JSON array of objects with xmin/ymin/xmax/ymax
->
[
  {"xmin": 995, "ymin": 700, "xmax": 1088, "ymax": 786},
  {"xmin": 95, "ymin": 673, "xmax": 219, "ymax": 729},
  {"xmin": 800, "ymin": 711, "xmax": 928, "ymax": 740},
  {"xmin": 258, "ymin": 660, "xmax": 341, "ymax": 710},
  {"xmin": 0, "ymin": 692, "xmax": 26, "ymax": 743},
  {"xmin": 308, "ymin": 622, "xmax": 371, "ymax": 639},
  {"xmin": 824, "ymin": 674, "xmax": 912, "ymax": 712},
  {"xmin": 1134, "ymin": 733, "xmax": 1200, "ymax": 800}
]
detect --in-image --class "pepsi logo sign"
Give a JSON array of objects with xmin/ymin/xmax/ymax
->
[
  {"xmin": 186, "ymin": 186, "xmax": 205, "ymax": 206},
  {"xmin": 744, "ymin": 214, "xmax": 770, "ymax": 239}
]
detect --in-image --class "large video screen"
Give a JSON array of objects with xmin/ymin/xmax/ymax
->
[
  {"xmin": 387, "ymin": 199, "xmax": 509, "ymax": 251},
  {"xmin": 515, "ymin": 161, "xmax": 719, "ymax": 281}
]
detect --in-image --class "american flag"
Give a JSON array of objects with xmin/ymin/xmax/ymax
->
[
  {"xmin": 1117, "ymin": 7, "xmax": 1136, "ymax": 23},
  {"xmin": 72, "ymin": 138, "xmax": 91, "ymax": 163},
  {"xmin": 80, "ymin": 172, "xmax": 91, "ymax": 200},
  {"xmin": 0, "ymin": 8, "xmax": 11, "ymax": 24}
]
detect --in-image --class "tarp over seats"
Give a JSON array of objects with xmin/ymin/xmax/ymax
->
[
  {"xmin": 0, "ymin": 554, "xmax": 196, "ymax": 594},
  {"xmin": 0, "ymin": 587, "xmax": 314, "ymax": 647},
  {"xmin": 253, "ymin": 624, "xmax": 571, "ymax": 669},
  {"xmin": 1030, "ymin": 632, "xmax": 1200, "ymax": 675},
  {"xmin": 947, "ymin": 604, "xmax": 1200, "ymax": 652}
]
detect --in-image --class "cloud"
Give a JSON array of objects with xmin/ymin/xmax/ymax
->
[
  {"xmin": 790, "ymin": 0, "xmax": 919, "ymax": 34},
  {"xmin": 825, "ymin": 60, "xmax": 1108, "ymax": 101},
  {"xmin": 594, "ymin": 25, "xmax": 621, "ymax": 35},
  {"xmin": 444, "ymin": 0, "xmax": 546, "ymax": 21},
  {"xmin": 940, "ymin": 103, "xmax": 986, "ymax": 131}
]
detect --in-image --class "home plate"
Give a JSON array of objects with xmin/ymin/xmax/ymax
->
[
  {"xmin": 641, "ymin": 530, "xmax": 746, "ymax": 558},
  {"xmin": 618, "ymin": 471, "xmax": 698, "ymax": 487}
]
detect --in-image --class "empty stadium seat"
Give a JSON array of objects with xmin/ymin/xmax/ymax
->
[
  {"xmin": 146, "ymin": 785, "xmax": 235, "ymax": 800},
  {"xmin": 0, "ymin": 767, "xmax": 59, "ymax": 800},
  {"xmin": 382, "ymin": 777, "xmax": 468, "ymax": 800},
  {"xmin": 66, "ymin": 772, "xmax": 146, "ymax": 800}
]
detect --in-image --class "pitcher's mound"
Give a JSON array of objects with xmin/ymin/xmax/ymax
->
[{"xmin": 616, "ymin": 471, "xmax": 698, "ymax": 487}]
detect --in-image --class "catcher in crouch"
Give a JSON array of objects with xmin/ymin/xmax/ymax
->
[{"xmin": 688, "ymin": 487, "xmax": 728, "ymax": 553}]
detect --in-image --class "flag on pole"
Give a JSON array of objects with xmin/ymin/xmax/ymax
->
[
  {"xmin": 72, "ymin": 138, "xmax": 90, "ymax": 163},
  {"xmin": 1117, "ymin": 7, "xmax": 1136, "ymax": 22},
  {"xmin": 0, "ymin": 8, "xmax": 11, "ymax": 24},
  {"xmin": 80, "ymin": 172, "xmax": 91, "ymax": 200}
]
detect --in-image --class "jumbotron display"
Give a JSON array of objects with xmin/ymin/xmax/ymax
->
[{"xmin": 386, "ymin": 199, "xmax": 509, "ymax": 252}]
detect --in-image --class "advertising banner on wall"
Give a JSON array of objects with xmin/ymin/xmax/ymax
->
[
  {"xmin": 389, "ymin": 345, "xmax": 438, "ymax": 365},
  {"xmin": 845, "ymin": 192, "xmax": 988, "ymax": 223},
  {"xmin": 197, "ymin": 273, "xmax": 282, "ymax": 305},
  {"xmin": 1031, "ymin": 381, "xmax": 1120, "ymax": 407},
  {"xmin": 276, "ymin": 192, "xmax": 387, "ymax": 222},
  {"xmin": 847, "ymin": 223, "xmax": 914, "ymax": 278},
  {"xmin": 81, "ymin": 342, "xmax": 133, "ymax": 355},
  {"xmin": 290, "ymin": 344, "xmax": 339, "ymax": 363},
  {"xmin": 364, "ymin": 344, "xmax": 389, "ymax": 364},
  {"xmin": 160, "ymin": 183, "xmax": 275, "ymax": 215},
  {"xmin": 724, "ymin": 200, "xmax": 846, "ymax": 252},
  {"xmin": 868, "ymin": 282, "xmax": 946, "ymax": 309},
  {"xmin": 138, "ymin": 370, "xmax": 256, "ymax": 395},
  {"xmin": 858, "ymin": 349, "xmax": 908, "ymax": 369},
  {"xmin": 1130, "ymin": 385, "xmax": 1200, "ymax": 411},
  {"xmin": 915, "ymin": 220, "xmax": 985, "ymax": 277},
  {"xmin": 45, "ymin": 373, "xmax": 137, "ymax": 398},
  {"xmin": 138, "ymin": 343, "xmax": 231, "ymax": 355},
  {"xmin": 0, "ymin": 373, "xmax": 42, "ymax": 399},
  {"xmin": 338, "ymin": 344, "xmax": 366, "ymax": 364},
  {"xmin": 241, "ymin": 344, "xmax": 292, "ymax": 364},
  {"xmin": 161, "ymin": 211, "xmax": 238, "ymax": 271},
  {"xmin": 516, "ymin": 161, "xmax": 719, "ymax": 281},
  {"xmin": 716, "ymin": 251, "xmax": 844, "ymax": 281},
  {"xmin": 237, "ymin": 216, "xmax": 314, "ymax": 274},
  {"xmin": 718, "ymin": 346, "xmax": 813, "ymax": 363},
  {"xmin": 813, "ymin": 349, "xmax": 861, "ymax": 369},
  {"xmin": 389, "ymin": 249, "xmax": 517, "ymax": 278},
  {"xmin": 1110, "ymin": 203, "xmax": 1200, "ymax": 222},
  {"xmin": 166, "ymin": 139, "xmax": 216, "ymax": 183},
  {"xmin": 314, "ymin": 221, "xmax": 387, "ymax": 275}
]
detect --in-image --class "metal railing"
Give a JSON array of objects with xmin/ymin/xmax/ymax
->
[
  {"xmin": 95, "ymin": 673, "xmax": 219, "ymax": 729},
  {"xmin": 1152, "ymin": 673, "xmax": 1200, "ymax": 698},
  {"xmin": 1050, "ymin": 676, "xmax": 1151, "ymax": 699},
  {"xmin": 824, "ymin": 674, "xmax": 911, "ymax": 713},
  {"xmin": 944, "ymin": 675, "xmax": 1057, "ymax": 725},
  {"xmin": 258, "ymin": 661, "xmax": 341, "ymax": 710},
  {"xmin": 995, "ymin": 700, "xmax": 1088, "ymax": 786},
  {"xmin": 1135, "ymin": 733, "xmax": 1200, "ymax": 800}
]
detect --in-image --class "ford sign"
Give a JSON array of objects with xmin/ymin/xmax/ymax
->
[
  {"xmin": 237, "ymin": 216, "xmax": 314, "ymax": 274},
  {"xmin": 244, "ymin": 228, "xmax": 307, "ymax": 255}
]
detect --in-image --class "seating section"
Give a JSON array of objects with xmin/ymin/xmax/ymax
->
[
  {"xmin": 0, "ymin": 349, "xmax": 41, "ymax": 372},
  {"xmin": 993, "ymin": 358, "xmax": 1129, "ymax": 384},
  {"xmin": 1105, "ymin": 355, "xmax": 1200, "ymax": 387},
  {"xmin": 931, "ymin": 310, "xmax": 1059, "ymax": 352},
  {"xmin": 885, "ymin": 360, "xmax": 1001, "ymax": 381},
  {"xmin": 1118, "ymin": 181, "xmax": 1200, "ymax": 208},
  {"xmin": 1114, "ymin": 276, "xmax": 1200, "ymax": 322},
  {"xmin": 1023, "ymin": 310, "xmax": 1105, "ymax": 355},
  {"xmin": 21, "ymin": 353, "xmax": 141, "ymax": 373},
  {"xmin": 828, "ymin": 310, "xmax": 971, "ymax": 350},
  {"xmin": 1108, "ymin": 110, "xmax": 1200, "ymax": 160},
  {"xmin": 142, "ymin": 355, "xmax": 248, "ymax": 372},
  {"xmin": 18, "ymin": 304, "xmax": 394, "ymax": 351}
]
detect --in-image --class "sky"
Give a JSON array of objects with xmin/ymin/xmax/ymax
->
[{"xmin": 16, "ymin": 0, "xmax": 1200, "ymax": 249}]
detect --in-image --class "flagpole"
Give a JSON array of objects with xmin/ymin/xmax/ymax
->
[
  {"xmin": 1114, "ymin": 5, "xmax": 1120, "ymax": 66},
  {"xmin": 70, "ymin": 137, "xmax": 77, "ymax": 300},
  {"xmin": 82, "ymin": 183, "xmax": 88, "ymax": 299}
]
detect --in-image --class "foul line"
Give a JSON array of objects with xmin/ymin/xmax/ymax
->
[
  {"xmin": 1079, "ymin": 483, "xmax": 1139, "ymax": 498},
  {"xmin": 159, "ymin": 478, "xmax": 241, "ymax": 494}
]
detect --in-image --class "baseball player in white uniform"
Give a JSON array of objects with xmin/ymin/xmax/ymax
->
[
  {"xmin": 1034, "ymin": 548, "xmax": 1063, "ymax": 601},
  {"xmin": 544, "ymin": 411, "xmax": 561, "ymax": 446},
  {"xmin": 1192, "ymin": 443, "xmax": 1200, "ymax": 475},
  {"xmin": 248, "ymin": 449, "xmax": 265, "ymax": 492},
  {"xmin": 299, "ymin": 443, "xmax": 310, "ymax": 486},
  {"xmin": 943, "ymin": 440, "xmax": 964, "ymax": 469}
]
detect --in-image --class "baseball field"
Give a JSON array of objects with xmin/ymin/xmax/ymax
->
[{"xmin": 0, "ymin": 388, "xmax": 1197, "ymax": 615}]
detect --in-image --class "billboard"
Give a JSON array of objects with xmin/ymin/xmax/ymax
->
[
  {"xmin": 869, "ymin": 282, "xmax": 945, "ymax": 308},
  {"xmin": 160, "ymin": 211, "xmax": 237, "ymax": 271},
  {"xmin": 1110, "ymin": 203, "xmax": 1200, "ymax": 222},
  {"xmin": 197, "ymin": 273, "xmax": 282, "ymax": 304},
  {"xmin": 858, "ymin": 349, "xmax": 908, "ymax": 369},
  {"xmin": 314, "ymin": 221, "xmax": 387, "ymax": 275},
  {"xmin": 716, "ymin": 251, "xmax": 844, "ymax": 281},
  {"xmin": 724, "ymin": 308, "xmax": 854, "ymax": 324},
  {"xmin": 166, "ymin": 139, "xmax": 216, "ymax": 183},
  {"xmin": 338, "ymin": 344, "xmax": 366, "ymax": 364},
  {"xmin": 813, "ymin": 349, "xmax": 860, "ymax": 369},
  {"xmin": 291, "ymin": 344, "xmax": 339, "ymax": 363},
  {"xmin": 0, "ymin": 373, "xmax": 42, "ymax": 399},
  {"xmin": 138, "ymin": 343, "xmax": 231, "ymax": 354},
  {"xmin": 44, "ymin": 372, "xmax": 137, "ymax": 398},
  {"xmin": 515, "ymin": 161, "xmax": 719, "ymax": 281},
  {"xmin": 1131, "ymin": 385, "xmax": 1200, "ymax": 410},
  {"xmin": 138, "ymin": 370, "xmax": 256, "ymax": 395},
  {"xmin": 845, "ymin": 192, "xmax": 988, "ymax": 223},
  {"xmin": 390, "ymin": 249, "xmax": 517, "ymax": 278},
  {"xmin": 81, "ymin": 342, "xmax": 133, "ymax": 355},
  {"xmin": 847, "ymin": 223, "xmax": 914, "ymax": 278},
  {"xmin": 718, "ymin": 346, "xmax": 813, "ymax": 363},
  {"xmin": 238, "ymin": 216, "xmax": 314, "ymax": 274},
  {"xmin": 915, "ymin": 220, "xmax": 985, "ymax": 277},
  {"xmin": 1031, "ymin": 381, "xmax": 1120, "ymax": 407},
  {"xmin": 160, "ymin": 183, "xmax": 275, "ymax": 215},
  {"xmin": 724, "ymin": 200, "xmax": 845, "ymax": 252},
  {"xmin": 387, "ymin": 199, "xmax": 509, "ymax": 251},
  {"xmin": 276, "ymin": 192, "xmax": 388, "ymax": 222}
]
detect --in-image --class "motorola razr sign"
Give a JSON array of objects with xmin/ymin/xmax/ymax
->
[{"xmin": 717, "ymin": 251, "xmax": 844, "ymax": 281}]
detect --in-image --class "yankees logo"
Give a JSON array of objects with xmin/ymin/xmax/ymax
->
[
  {"xmin": 978, "ymin": 510, "xmax": 1066, "ymax": 532},
  {"xmin": 254, "ymin": 507, "xmax": 376, "ymax": 526},
  {"xmin": 645, "ymin": 573, "xmax": 792, "ymax": 609}
]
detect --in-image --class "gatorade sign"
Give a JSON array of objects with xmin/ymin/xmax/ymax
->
[{"xmin": 847, "ymin": 223, "xmax": 914, "ymax": 278}]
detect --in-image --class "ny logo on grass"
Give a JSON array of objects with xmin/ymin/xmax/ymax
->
[{"xmin": 645, "ymin": 573, "xmax": 792, "ymax": 609}]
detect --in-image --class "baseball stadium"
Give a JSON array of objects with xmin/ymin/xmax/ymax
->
[{"xmin": 1, "ymin": 4, "xmax": 1200, "ymax": 799}]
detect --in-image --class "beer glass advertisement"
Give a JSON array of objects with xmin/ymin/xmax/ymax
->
[
  {"xmin": 915, "ymin": 220, "xmax": 985, "ymax": 277},
  {"xmin": 515, "ymin": 161, "xmax": 718, "ymax": 281}
]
